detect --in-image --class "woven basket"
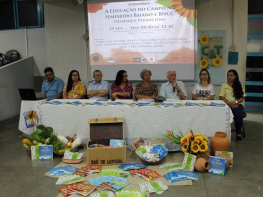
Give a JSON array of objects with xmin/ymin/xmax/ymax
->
[
  {"xmin": 139, "ymin": 155, "xmax": 166, "ymax": 165},
  {"xmin": 20, "ymin": 133, "xmax": 33, "ymax": 154},
  {"xmin": 22, "ymin": 147, "xmax": 31, "ymax": 155},
  {"xmin": 54, "ymin": 146, "xmax": 79, "ymax": 157},
  {"xmin": 62, "ymin": 157, "xmax": 83, "ymax": 164},
  {"xmin": 19, "ymin": 133, "xmax": 33, "ymax": 141}
]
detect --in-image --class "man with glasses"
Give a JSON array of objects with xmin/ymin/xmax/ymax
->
[
  {"xmin": 159, "ymin": 70, "xmax": 187, "ymax": 100},
  {"xmin": 41, "ymin": 67, "xmax": 64, "ymax": 100},
  {"xmin": 87, "ymin": 70, "xmax": 109, "ymax": 99}
]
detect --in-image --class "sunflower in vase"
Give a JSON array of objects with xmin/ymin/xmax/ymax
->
[{"xmin": 160, "ymin": 129, "xmax": 209, "ymax": 155}]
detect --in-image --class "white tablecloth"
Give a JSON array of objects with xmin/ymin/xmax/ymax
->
[{"xmin": 19, "ymin": 100, "xmax": 233, "ymax": 151}]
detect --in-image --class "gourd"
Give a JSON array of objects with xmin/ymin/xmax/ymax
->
[
  {"xmin": 23, "ymin": 143, "xmax": 30, "ymax": 150},
  {"xmin": 22, "ymin": 138, "xmax": 33, "ymax": 147}
]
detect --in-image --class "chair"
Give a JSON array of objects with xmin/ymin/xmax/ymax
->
[
  {"xmin": 0, "ymin": 53, "xmax": 9, "ymax": 66},
  {"xmin": 130, "ymin": 88, "xmax": 133, "ymax": 99},
  {"xmin": 5, "ymin": 50, "xmax": 21, "ymax": 62},
  {"xmin": 0, "ymin": 54, "xmax": 3, "ymax": 67},
  {"xmin": 231, "ymin": 111, "xmax": 246, "ymax": 138},
  {"xmin": 241, "ymin": 112, "xmax": 247, "ymax": 138}
]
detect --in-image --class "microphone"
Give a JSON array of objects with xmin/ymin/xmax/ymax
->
[{"xmin": 173, "ymin": 81, "xmax": 176, "ymax": 92}]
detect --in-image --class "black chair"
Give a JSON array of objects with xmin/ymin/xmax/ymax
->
[
  {"xmin": 0, "ymin": 53, "xmax": 9, "ymax": 66},
  {"xmin": 0, "ymin": 54, "xmax": 3, "ymax": 67},
  {"xmin": 5, "ymin": 50, "xmax": 21, "ymax": 62},
  {"xmin": 130, "ymin": 88, "xmax": 133, "ymax": 99},
  {"xmin": 241, "ymin": 112, "xmax": 247, "ymax": 138}
]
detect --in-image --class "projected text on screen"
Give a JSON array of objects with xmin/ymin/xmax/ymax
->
[{"xmin": 88, "ymin": 0, "xmax": 196, "ymax": 66}]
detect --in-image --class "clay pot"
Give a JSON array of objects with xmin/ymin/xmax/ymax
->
[
  {"xmin": 210, "ymin": 132, "xmax": 230, "ymax": 156},
  {"xmin": 216, "ymin": 154, "xmax": 232, "ymax": 169},
  {"xmin": 195, "ymin": 158, "xmax": 210, "ymax": 172},
  {"xmin": 197, "ymin": 151, "xmax": 211, "ymax": 161}
]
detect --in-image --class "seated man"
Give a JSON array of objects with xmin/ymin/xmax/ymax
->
[
  {"xmin": 160, "ymin": 70, "xmax": 187, "ymax": 100},
  {"xmin": 87, "ymin": 70, "xmax": 109, "ymax": 99},
  {"xmin": 41, "ymin": 67, "xmax": 64, "ymax": 100}
]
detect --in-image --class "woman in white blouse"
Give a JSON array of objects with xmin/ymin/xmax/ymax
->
[{"xmin": 192, "ymin": 69, "xmax": 215, "ymax": 100}]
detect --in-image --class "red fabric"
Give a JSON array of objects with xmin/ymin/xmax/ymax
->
[{"xmin": 111, "ymin": 82, "xmax": 132, "ymax": 99}]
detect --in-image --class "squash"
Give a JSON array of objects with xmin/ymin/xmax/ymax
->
[
  {"xmin": 23, "ymin": 143, "xmax": 30, "ymax": 150},
  {"xmin": 22, "ymin": 138, "xmax": 33, "ymax": 147}
]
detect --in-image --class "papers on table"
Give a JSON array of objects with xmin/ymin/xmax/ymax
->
[
  {"xmin": 49, "ymin": 101, "xmax": 63, "ymax": 105},
  {"xmin": 43, "ymin": 100, "xmax": 227, "ymax": 108}
]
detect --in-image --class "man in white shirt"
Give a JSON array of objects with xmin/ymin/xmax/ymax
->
[
  {"xmin": 159, "ymin": 70, "xmax": 187, "ymax": 100},
  {"xmin": 87, "ymin": 70, "xmax": 109, "ymax": 99}
]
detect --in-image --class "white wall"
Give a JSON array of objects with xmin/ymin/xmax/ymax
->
[
  {"xmin": 0, "ymin": 28, "xmax": 48, "ymax": 77},
  {"xmin": 0, "ymin": 57, "xmax": 34, "ymax": 121},
  {"xmin": 42, "ymin": 0, "xmax": 247, "ymax": 99},
  {"xmin": 44, "ymin": 2, "xmax": 88, "ymax": 85},
  {"xmin": 197, "ymin": 0, "xmax": 248, "ymax": 85},
  {"xmin": 27, "ymin": 29, "xmax": 48, "ymax": 76}
]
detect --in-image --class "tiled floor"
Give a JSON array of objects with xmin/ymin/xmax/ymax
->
[{"xmin": 0, "ymin": 113, "xmax": 263, "ymax": 197}]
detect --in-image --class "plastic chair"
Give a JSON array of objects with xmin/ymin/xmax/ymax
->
[
  {"xmin": 0, "ymin": 53, "xmax": 9, "ymax": 66},
  {"xmin": 0, "ymin": 54, "xmax": 3, "ymax": 67},
  {"xmin": 5, "ymin": 50, "xmax": 21, "ymax": 62}
]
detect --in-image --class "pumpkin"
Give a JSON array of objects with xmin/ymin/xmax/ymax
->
[{"xmin": 22, "ymin": 138, "xmax": 33, "ymax": 147}]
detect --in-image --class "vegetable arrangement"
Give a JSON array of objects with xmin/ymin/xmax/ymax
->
[
  {"xmin": 22, "ymin": 125, "xmax": 80, "ymax": 156},
  {"xmin": 46, "ymin": 135, "xmax": 66, "ymax": 154},
  {"xmin": 28, "ymin": 124, "xmax": 53, "ymax": 144}
]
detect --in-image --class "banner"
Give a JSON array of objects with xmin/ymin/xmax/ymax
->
[{"xmin": 88, "ymin": 0, "xmax": 196, "ymax": 66}]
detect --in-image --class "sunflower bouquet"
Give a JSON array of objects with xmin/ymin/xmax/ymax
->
[{"xmin": 160, "ymin": 129, "xmax": 209, "ymax": 154}]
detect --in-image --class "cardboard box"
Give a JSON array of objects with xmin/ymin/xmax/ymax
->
[
  {"xmin": 208, "ymin": 156, "xmax": 227, "ymax": 176},
  {"xmin": 31, "ymin": 145, "xmax": 53, "ymax": 160},
  {"xmin": 87, "ymin": 117, "xmax": 126, "ymax": 165},
  {"xmin": 215, "ymin": 151, "xmax": 233, "ymax": 167}
]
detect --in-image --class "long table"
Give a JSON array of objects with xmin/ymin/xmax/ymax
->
[{"xmin": 19, "ymin": 99, "xmax": 233, "ymax": 151}]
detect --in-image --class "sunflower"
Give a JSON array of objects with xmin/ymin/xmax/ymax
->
[
  {"xmin": 199, "ymin": 59, "xmax": 208, "ymax": 69},
  {"xmin": 213, "ymin": 57, "xmax": 223, "ymax": 67},
  {"xmin": 191, "ymin": 144, "xmax": 200, "ymax": 153},
  {"xmin": 88, "ymin": 3, "xmax": 108, "ymax": 13},
  {"xmin": 199, "ymin": 142, "xmax": 208, "ymax": 152},
  {"xmin": 25, "ymin": 111, "xmax": 38, "ymax": 121},
  {"xmin": 192, "ymin": 139, "xmax": 199, "ymax": 145},
  {"xmin": 199, "ymin": 34, "xmax": 210, "ymax": 45},
  {"xmin": 195, "ymin": 136, "xmax": 204, "ymax": 143},
  {"xmin": 194, "ymin": 133, "xmax": 202, "ymax": 137},
  {"xmin": 186, "ymin": 134, "xmax": 194, "ymax": 143},
  {"xmin": 25, "ymin": 110, "xmax": 38, "ymax": 126},
  {"xmin": 182, "ymin": 142, "xmax": 189, "ymax": 152},
  {"xmin": 203, "ymin": 136, "xmax": 209, "ymax": 142},
  {"xmin": 172, "ymin": 0, "xmax": 196, "ymax": 19},
  {"xmin": 180, "ymin": 136, "xmax": 189, "ymax": 144},
  {"xmin": 90, "ymin": 53, "xmax": 103, "ymax": 65}
]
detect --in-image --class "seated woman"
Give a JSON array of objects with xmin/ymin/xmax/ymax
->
[
  {"xmin": 219, "ymin": 69, "xmax": 246, "ymax": 143},
  {"xmin": 134, "ymin": 69, "xmax": 158, "ymax": 100},
  {"xmin": 192, "ymin": 69, "xmax": 215, "ymax": 100},
  {"xmin": 63, "ymin": 70, "xmax": 86, "ymax": 99},
  {"xmin": 111, "ymin": 70, "xmax": 132, "ymax": 99}
]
